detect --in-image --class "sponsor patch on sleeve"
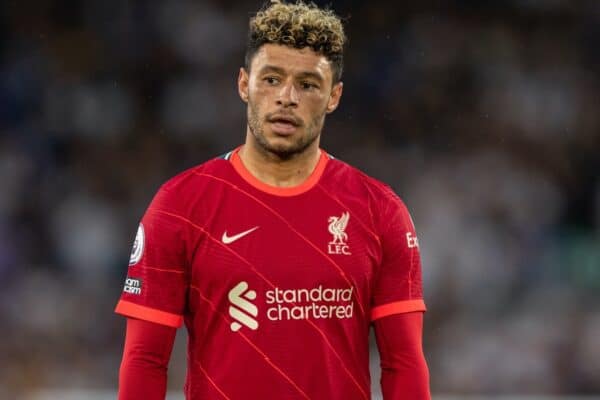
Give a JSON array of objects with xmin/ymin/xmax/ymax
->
[
  {"xmin": 123, "ymin": 277, "xmax": 142, "ymax": 295},
  {"xmin": 129, "ymin": 223, "xmax": 145, "ymax": 266}
]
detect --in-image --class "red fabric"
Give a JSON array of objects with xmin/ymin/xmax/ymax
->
[
  {"xmin": 115, "ymin": 149, "xmax": 427, "ymax": 399},
  {"xmin": 374, "ymin": 312, "xmax": 431, "ymax": 400},
  {"xmin": 118, "ymin": 318, "xmax": 176, "ymax": 400}
]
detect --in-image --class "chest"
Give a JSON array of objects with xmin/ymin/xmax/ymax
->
[{"xmin": 187, "ymin": 189, "xmax": 381, "ymax": 307}]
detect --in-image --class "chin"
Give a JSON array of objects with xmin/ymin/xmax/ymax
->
[
  {"xmin": 250, "ymin": 125, "xmax": 318, "ymax": 159},
  {"xmin": 265, "ymin": 143, "xmax": 300, "ymax": 158},
  {"xmin": 254, "ymin": 137, "xmax": 297, "ymax": 158}
]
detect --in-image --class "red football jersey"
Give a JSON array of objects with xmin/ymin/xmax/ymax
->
[{"xmin": 115, "ymin": 147, "xmax": 426, "ymax": 400}]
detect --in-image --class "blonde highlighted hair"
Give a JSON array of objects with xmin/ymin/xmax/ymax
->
[{"xmin": 245, "ymin": 0, "xmax": 347, "ymax": 83}]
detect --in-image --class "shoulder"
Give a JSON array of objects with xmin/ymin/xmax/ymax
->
[
  {"xmin": 147, "ymin": 154, "xmax": 233, "ymax": 214},
  {"xmin": 159, "ymin": 154, "xmax": 230, "ymax": 194},
  {"xmin": 324, "ymin": 155, "xmax": 414, "ymax": 233},
  {"xmin": 325, "ymin": 155, "xmax": 407, "ymax": 207}
]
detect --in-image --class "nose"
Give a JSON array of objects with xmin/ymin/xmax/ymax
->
[{"xmin": 277, "ymin": 80, "xmax": 299, "ymax": 108}]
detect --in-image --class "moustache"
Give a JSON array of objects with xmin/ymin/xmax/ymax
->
[{"xmin": 267, "ymin": 113, "xmax": 303, "ymax": 127}]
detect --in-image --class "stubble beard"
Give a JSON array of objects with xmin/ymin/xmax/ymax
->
[{"xmin": 247, "ymin": 98, "xmax": 325, "ymax": 161}]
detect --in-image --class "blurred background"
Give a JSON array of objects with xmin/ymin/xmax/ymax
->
[{"xmin": 1, "ymin": 0, "xmax": 599, "ymax": 398}]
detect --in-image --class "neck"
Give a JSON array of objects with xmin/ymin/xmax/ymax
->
[{"xmin": 238, "ymin": 131, "xmax": 322, "ymax": 188}]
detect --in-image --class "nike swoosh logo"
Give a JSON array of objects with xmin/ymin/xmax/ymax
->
[{"xmin": 222, "ymin": 226, "xmax": 259, "ymax": 244}]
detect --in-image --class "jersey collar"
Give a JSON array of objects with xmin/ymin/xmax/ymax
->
[{"xmin": 229, "ymin": 147, "xmax": 329, "ymax": 197}]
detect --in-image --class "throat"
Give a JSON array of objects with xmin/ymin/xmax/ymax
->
[{"xmin": 237, "ymin": 144, "xmax": 321, "ymax": 188}]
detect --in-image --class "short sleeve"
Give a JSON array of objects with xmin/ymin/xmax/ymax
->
[
  {"xmin": 371, "ymin": 187, "xmax": 426, "ymax": 321},
  {"xmin": 115, "ymin": 184, "xmax": 190, "ymax": 328}
]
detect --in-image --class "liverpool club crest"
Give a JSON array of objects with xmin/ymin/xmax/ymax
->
[{"xmin": 328, "ymin": 212, "xmax": 351, "ymax": 255}]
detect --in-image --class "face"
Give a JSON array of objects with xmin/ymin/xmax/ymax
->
[{"xmin": 238, "ymin": 44, "xmax": 343, "ymax": 160}]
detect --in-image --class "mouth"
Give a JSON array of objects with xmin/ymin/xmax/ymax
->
[{"xmin": 268, "ymin": 115, "xmax": 301, "ymax": 136}]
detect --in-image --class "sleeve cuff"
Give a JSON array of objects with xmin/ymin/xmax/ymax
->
[
  {"xmin": 371, "ymin": 299, "xmax": 426, "ymax": 321},
  {"xmin": 115, "ymin": 300, "xmax": 184, "ymax": 328}
]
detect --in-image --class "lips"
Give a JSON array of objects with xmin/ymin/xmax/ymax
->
[
  {"xmin": 270, "ymin": 121, "xmax": 297, "ymax": 135},
  {"xmin": 269, "ymin": 114, "xmax": 300, "ymax": 126},
  {"xmin": 268, "ymin": 114, "xmax": 301, "ymax": 136}
]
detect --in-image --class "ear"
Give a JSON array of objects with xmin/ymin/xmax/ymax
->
[
  {"xmin": 238, "ymin": 67, "xmax": 249, "ymax": 103},
  {"xmin": 326, "ymin": 81, "xmax": 343, "ymax": 114}
]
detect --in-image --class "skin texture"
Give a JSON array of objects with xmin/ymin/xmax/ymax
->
[{"xmin": 237, "ymin": 43, "xmax": 343, "ymax": 187}]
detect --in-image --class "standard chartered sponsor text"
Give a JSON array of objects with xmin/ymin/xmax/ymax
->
[{"xmin": 265, "ymin": 285, "xmax": 354, "ymax": 321}]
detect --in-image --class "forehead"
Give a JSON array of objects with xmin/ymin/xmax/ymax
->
[{"xmin": 250, "ymin": 44, "xmax": 333, "ymax": 80}]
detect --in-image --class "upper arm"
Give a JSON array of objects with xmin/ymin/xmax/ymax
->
[
  {"xmin": 115, "ymin": 184, "xmax": 192, "ymax": 328},
  {"xmin": 371, "ymin": 187, "xmax": 426, "ymax": 322}
]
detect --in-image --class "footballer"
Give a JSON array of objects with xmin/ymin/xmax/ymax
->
[{"xmin": 115, "ymin": 1, "xmax": 431, "ymax": 399}]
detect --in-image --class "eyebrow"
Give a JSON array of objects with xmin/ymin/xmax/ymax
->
[{"xmin": 258, "ymin": 65, "xmax": 324, "ymax": 83}]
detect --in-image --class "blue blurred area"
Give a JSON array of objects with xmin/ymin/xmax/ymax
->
[{"xmin": 0, "ymin": 0, "xmax": 598, "ymax": 397}]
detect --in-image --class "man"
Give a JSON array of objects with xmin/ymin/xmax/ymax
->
[{"xmin": 115, "ymin": 1, "xmax": 430, "ymax": 399}]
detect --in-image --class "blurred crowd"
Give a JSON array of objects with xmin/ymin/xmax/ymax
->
[{"xmin": 0, "ymin": 0, "xmax": 598, "ymax": 397}]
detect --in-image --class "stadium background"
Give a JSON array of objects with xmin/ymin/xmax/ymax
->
[{"xmin": 1, "ymin": 0, "xmax": 599, "ymax": 398}]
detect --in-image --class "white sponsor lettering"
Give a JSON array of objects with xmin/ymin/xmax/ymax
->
[
  {"xmin": 265, "ymin": 286, "xmax": 353, "ymax": 304},
  {"xmin": 406, "ymin": 232, "xmax": 419, "ymax": 248},
  {"xmin": 265, "ymin": 286, "xmax": 354, "ymax": 321},
  {"xmin": 266, "ymin": 303, "xmax": 354, "ymax": 321},
  {"xmin": 228, "ymin": 282, "xmax": 356, "ymax": 331},
  {"xmin": 123, "ymin": 277, "xmax": 142, "ymax": 295}
]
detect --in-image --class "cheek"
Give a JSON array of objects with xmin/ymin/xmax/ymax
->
[
  {"xmin": 249, "ymin": 86, "xmax": 271, "ymax": 110},
  {"xmin": 249, "ymin": 79, "xmax": 270, "ymax": 98},
  {"xmin": 306, "ymin": 94, "xmax": 330, "ymax": 114}
]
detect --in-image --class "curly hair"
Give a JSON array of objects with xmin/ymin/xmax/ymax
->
[{"xmin": 245, "ymin": 0, "xmax": 347, "ymax": 83}]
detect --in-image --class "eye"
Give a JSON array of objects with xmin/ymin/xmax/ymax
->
[
  {"xmin": 301, "ymin": 81, "xmax": 318, "ymax": 90},
  {"xmin": 264, "ymin": 76, "xmax": 280, "ymax": 85}
]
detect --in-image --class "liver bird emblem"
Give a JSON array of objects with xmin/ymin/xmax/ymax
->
[{"xmin": 328, "ymin": 212, "xmax": 350, "ymax": 244}]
